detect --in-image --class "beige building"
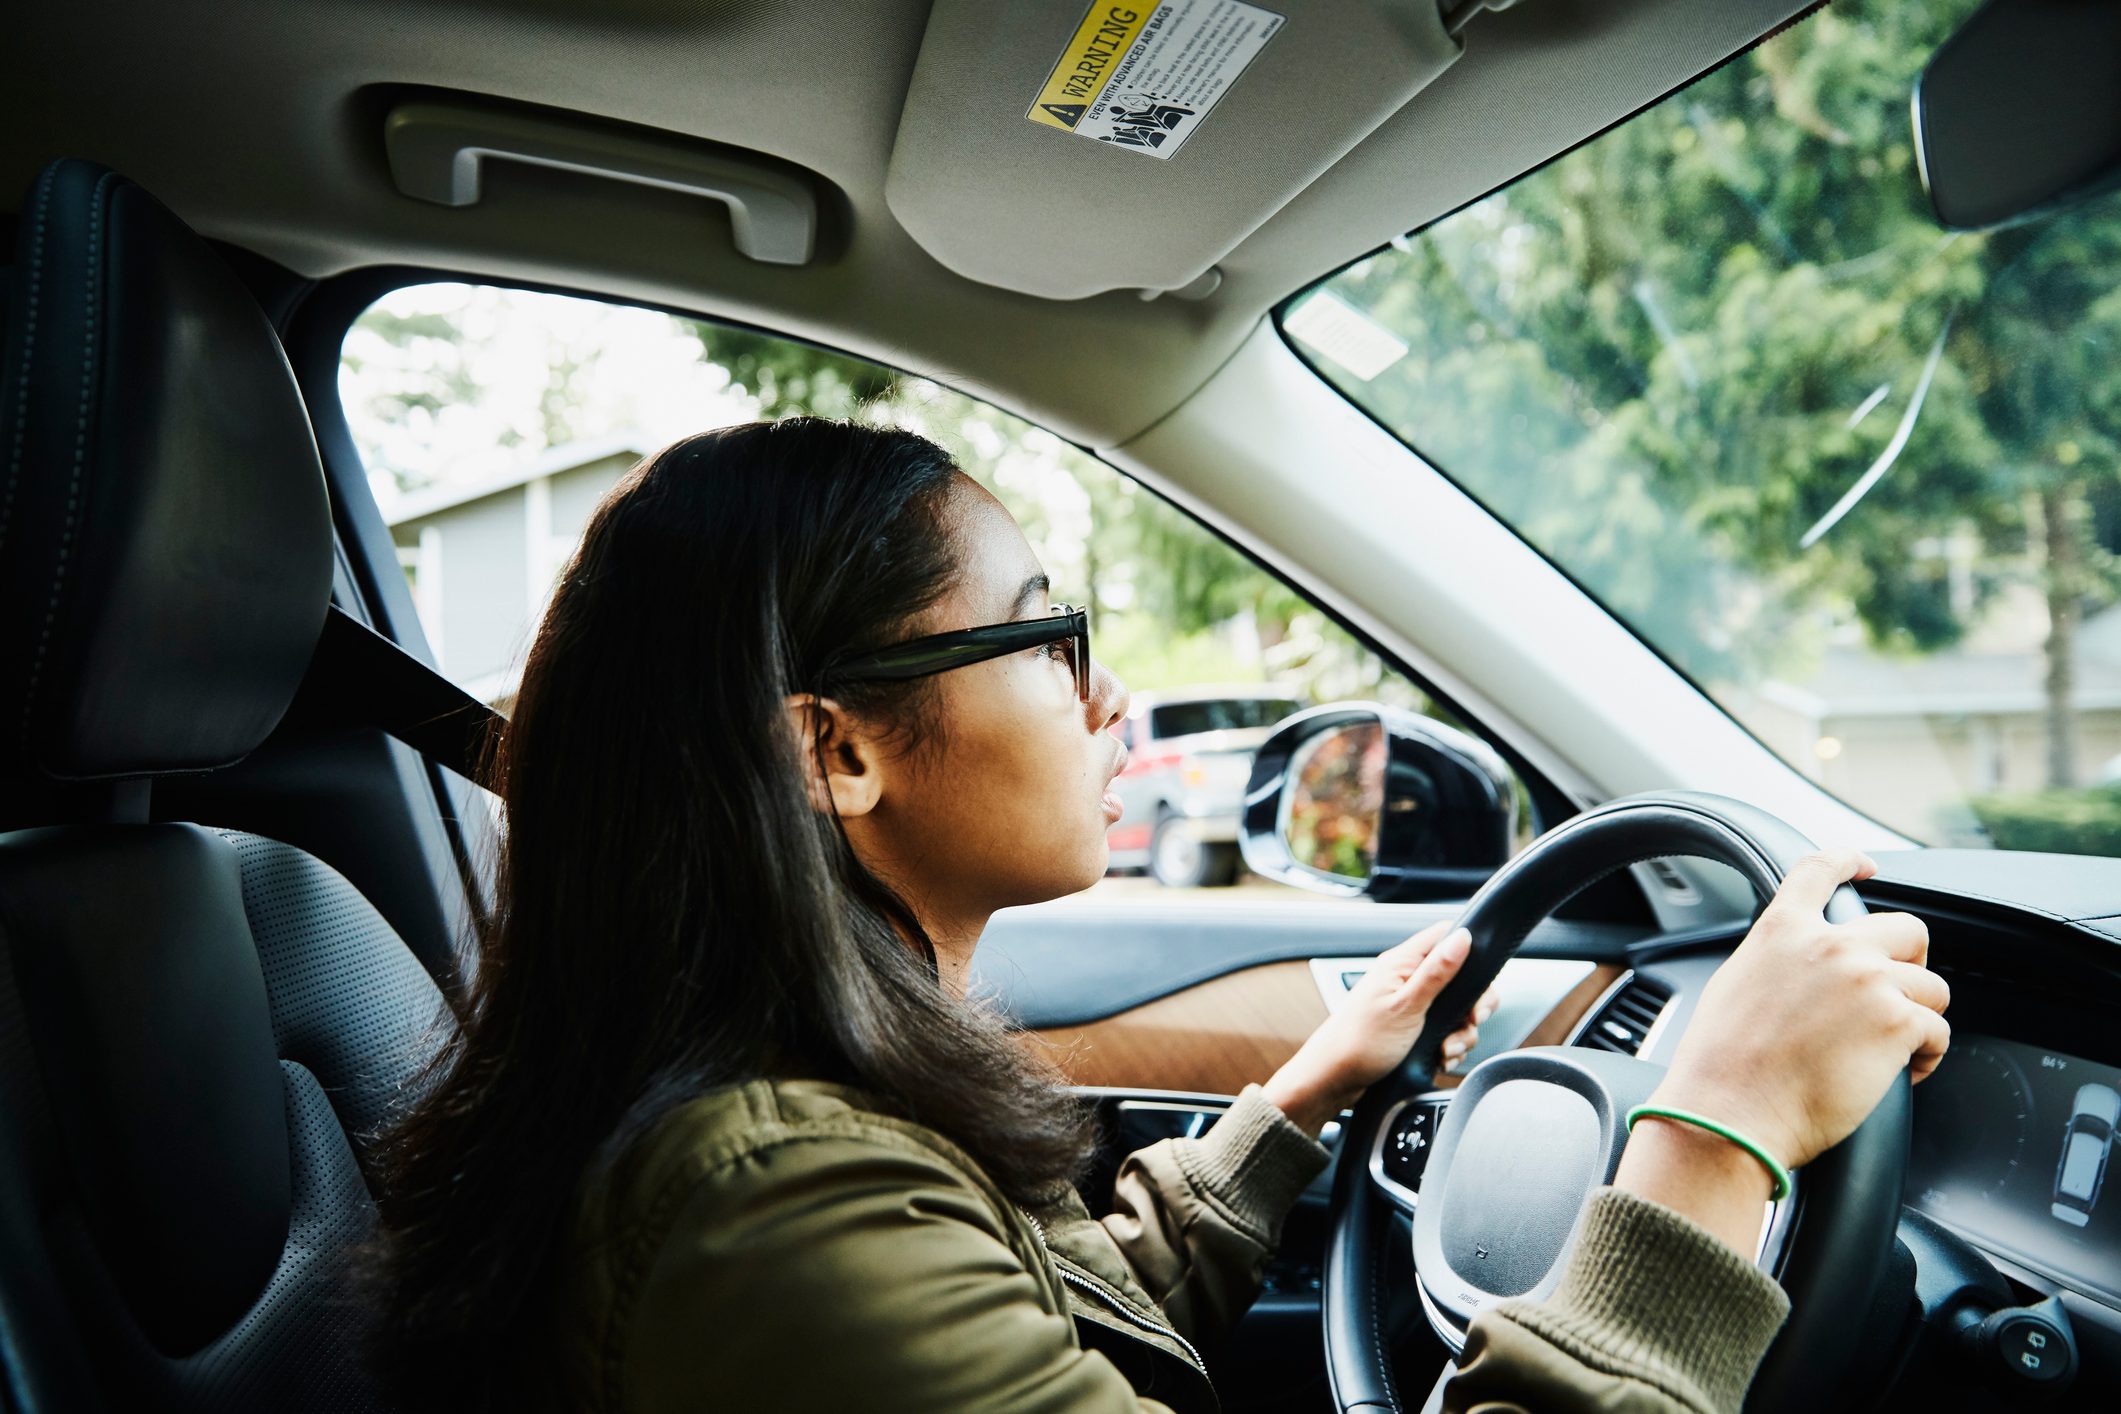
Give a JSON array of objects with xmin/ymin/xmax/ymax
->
[
  {"xmin": 388, "ymin": 433, "xmax": 651, "ymax": 703},
  {"xmin": 1731, "ymin": 594, "xmax": 2121, "ymax": 845}
]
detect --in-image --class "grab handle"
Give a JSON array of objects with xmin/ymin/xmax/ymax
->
[{"xmin": 384, "ymin": 98, "xmax": 817, "ymax": 265}]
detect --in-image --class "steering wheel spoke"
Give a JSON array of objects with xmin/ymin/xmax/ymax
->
[{"xmin": 1408, "ymin": 1048, "xmax": 1665, "ymax": 1341}]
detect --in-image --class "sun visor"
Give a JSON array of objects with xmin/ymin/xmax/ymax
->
[{"xmin": 886, "ymin": 1, "xmax": 1465, "ymax": 301}]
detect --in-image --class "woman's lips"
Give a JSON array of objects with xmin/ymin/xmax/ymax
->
[{"xmin": 1101, "ymin": 743, "xmax": 1129, "ymax": 821}]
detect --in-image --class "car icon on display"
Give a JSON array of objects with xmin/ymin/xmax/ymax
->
[{"xmin": 2052, "ymin": 1083, "xmax": 2120, "ymax": 1228}]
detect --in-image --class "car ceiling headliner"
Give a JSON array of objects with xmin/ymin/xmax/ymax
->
[{"xmin": 2, "ymin": 0, "xmax": 1810, "ymax": 448}]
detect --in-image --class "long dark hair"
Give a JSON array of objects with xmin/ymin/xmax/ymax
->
[{"xmin": 366, "ymin": 418, "xmax": 1095, "ymax": 1404}]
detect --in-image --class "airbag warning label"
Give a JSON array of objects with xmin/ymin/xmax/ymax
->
[{"xmin": 1027, "ymin": 1, "xmax": 1285, "ymax": 160}]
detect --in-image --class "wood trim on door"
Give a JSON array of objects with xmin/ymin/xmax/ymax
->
[{"xmin": 1022, "ymin": 960, "xmax": 1325, "ymax": 1095}]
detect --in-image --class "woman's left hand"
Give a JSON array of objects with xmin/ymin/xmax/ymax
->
[{"xmin": 1261, "ymin": 921, "xmax": 1500, "ymax": 1135}]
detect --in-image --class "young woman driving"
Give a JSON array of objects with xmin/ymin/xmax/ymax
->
[{"xmin": 367, "ymin": 419, "xmax": 1950, "ymax": 1414}]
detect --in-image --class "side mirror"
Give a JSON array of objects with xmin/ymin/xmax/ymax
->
[
  {"xmin": 1915, "ymin": 0, "xmax": 2121, "ymax": 231},
  {"xmin": 1240, "ymin": 702, "xmax": 1516, "ymax": 902}
]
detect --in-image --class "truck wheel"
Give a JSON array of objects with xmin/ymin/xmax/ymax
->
[{"xmin": 1150, "ymin": 817, "xmax": 1241, "ymax": 888}]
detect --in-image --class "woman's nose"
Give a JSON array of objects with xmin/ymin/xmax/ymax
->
[{"xmin": 1089, "ymin": 656, "xmax": 1128, "ymax": 731}]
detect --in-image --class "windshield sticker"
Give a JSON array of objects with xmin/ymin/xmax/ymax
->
[
  {"xmin": 1284, "ymin": 293, "xmax": 1408, "ymax": 382},
  {"xmin": 1027, "ymin": 1, "xmax": 1284, "ymax": 160}
]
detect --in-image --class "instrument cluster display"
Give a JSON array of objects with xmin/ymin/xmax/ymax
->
[{"xmin": 1910, "ymin": 1033, "xmax": 2121, "ymax": 1303}]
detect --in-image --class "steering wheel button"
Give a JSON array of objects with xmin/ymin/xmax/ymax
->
[
  {"xmin": 1384, "ymin": 1101, "xmax": 1444, "ymax": 1185},
  {"xmin": 1997, "ymin": 1317, "xmax": 2068, "ymax": 1383}
]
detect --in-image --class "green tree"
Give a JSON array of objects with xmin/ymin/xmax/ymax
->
[
  {"xmin": 340, "ymin": 308, "xmax": 482, "ymax": 491},
  {"xmin": 1309, "ymin": 0, "xmax": 2121, "ymax": 792},
  {"xmin": 679, "ymin": 322, "xmax": 900, "ymax": 420}
]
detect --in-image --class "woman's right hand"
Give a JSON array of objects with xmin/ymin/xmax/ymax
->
[
  {"xmin": 1615, "ymin": 848, "xmax": 1950, "ymax": 1250},
  {"xmin": 1650, "ymin": 847, "xmax": 1950, "ymax": 1168}
]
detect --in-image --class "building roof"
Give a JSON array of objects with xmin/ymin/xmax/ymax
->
[
  {"xmin": 1761, "ymin": 603, "xmax": 2121, "ymax": 719},
  {"xmin": 384, "ymin": 430, "xmax": 654, "ymax": 527}
]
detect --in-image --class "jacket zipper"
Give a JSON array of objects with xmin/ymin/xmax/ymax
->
[{"xmin": 1018, "ymin": 1208, "xmax": 1212, "ymax": 1383}]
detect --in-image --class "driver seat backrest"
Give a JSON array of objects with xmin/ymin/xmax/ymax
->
[{"xmin": 0, "ymin": 159, "xmax": 448, "ymax": 1412}]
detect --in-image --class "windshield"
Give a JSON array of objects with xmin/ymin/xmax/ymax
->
[{"xmin": 1286, "ymin": 0, "xmax": 2121, "ymax": 858}]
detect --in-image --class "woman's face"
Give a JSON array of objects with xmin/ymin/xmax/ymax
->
[{"xmin": 839, "ymin": 475, "xmax": 1130, "ymax": 929}]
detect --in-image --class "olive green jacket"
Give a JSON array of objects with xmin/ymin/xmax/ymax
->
[{"xmin": 541, "ymin": 1077, "xmax": 1789, "ymax": 1414}]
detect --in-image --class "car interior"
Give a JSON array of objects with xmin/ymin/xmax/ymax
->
[{"xmin": 5, "ymin": 1, "xmax": 2121, "ymax": 1411}]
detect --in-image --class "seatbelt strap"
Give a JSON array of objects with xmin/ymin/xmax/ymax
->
[{"xmin": 300, "ymin": 605, "xmax": 505, "ymax": 780}]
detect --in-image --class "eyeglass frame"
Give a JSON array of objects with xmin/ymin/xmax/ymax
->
[{"xmin": 822, "ymin": 603, "xmax": 1091, "ymax": 702}]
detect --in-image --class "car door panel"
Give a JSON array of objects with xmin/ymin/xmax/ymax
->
[
  {"xmin": 1026, "ymin": 961, "xmax": 1325, "ymax": 1094},
  {"xmin": 974, "ymin": 899, "xmax": 1643, "ymax": 1028},
  {"xmin": 1020, "ymin": 954, "xmax": 1625, "ymax": 1095}
]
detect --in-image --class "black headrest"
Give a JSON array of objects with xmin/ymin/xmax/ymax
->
[{"xmin": 0, "ymin": 159, "xmax": 332, "ymax": 783}]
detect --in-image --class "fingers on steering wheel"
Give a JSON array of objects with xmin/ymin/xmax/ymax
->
[
  {"xmin": 1353, "ymin": 921, "xmax": 1451, "ymax": 1000},
  {"xmin": 1886, "ymin": 957, "xmax": 1949, "ymax": 1014},
  {"xmin": 1905, "ymin": 1003, "xmax": 1952, "ymax": 1083},
  {"xmin": 1381, "ymin": 919, "xmax": 1454, "ymax": 970},
  {"xmin": 1440, "ymin": 1021, "xmax": 1478, "ymax": 1069},
  {"xmin": 1390, "ymin": 926, "xmax": 1470, "ymax": 1010},
  {"xmin": 1856, "ymin": 910, "xmax": 1930, "ymax": 964},
  {"xmin": 1769, "ymin": 846, "xmax": 1878, "ymax": 919}
]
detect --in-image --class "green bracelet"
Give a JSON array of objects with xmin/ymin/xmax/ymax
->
[{"xmin": 1624, "ymin": 1103, "xmax": 1792, "ymax": 1202}]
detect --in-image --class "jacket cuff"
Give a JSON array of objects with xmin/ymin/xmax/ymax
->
[
  {"xmin": 1484, "ymin": 1186, "xmax": 1791, "ymax": 1414},
  {"xmin": 1179, "ymin": 1084, "xmax": 1331, "ymax": 1244}
]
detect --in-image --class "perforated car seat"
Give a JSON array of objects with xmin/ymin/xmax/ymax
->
[{"xmin": 0, "ymin": 158, "xmax": 451, "ymax": 1412}]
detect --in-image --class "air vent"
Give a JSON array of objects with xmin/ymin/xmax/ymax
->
[
  {"xmin": 1573, "ymin": 973, "xmax": 1674, "ymax": 1057},
  {"xmin": 1643, "ymin": 858, "xmax": 1701, "ymax": 905}
]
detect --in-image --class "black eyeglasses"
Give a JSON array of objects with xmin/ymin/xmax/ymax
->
[{"xmin": 824, "ymin": 603, "xmax": 1091, "ymax": 702}]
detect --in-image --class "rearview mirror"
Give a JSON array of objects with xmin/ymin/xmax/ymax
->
[
  {"xmin": 1240, "ymin": 703, "xmax": 1516, "ymax": 902},
  {"xmin": 1914, "ymin": 0, "xmax": 2121, "ymax": 230}
]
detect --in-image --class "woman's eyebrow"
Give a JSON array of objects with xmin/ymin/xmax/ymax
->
[{"xmin": 1008, "ymin": 572, "xmax": 1050, "ymax": 618}]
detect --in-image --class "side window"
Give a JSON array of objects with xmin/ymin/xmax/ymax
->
[{"xmin": 340, "ymin": 282, "xmax": 1531, "ymax": 899}]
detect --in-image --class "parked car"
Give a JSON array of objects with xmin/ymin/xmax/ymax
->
[
  {"xmin": 2053, "ymin": 1083, "xmax": 2120, "ymax": 1228},
  {"xmin": 1107, "ymin": 689, "xmax": 1302, "ymax": 887}
]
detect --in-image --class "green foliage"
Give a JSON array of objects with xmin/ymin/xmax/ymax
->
[
  {"xmin": 1304, "ymin": 0, "xmax": 2121, "ymax": 815},
  {"xmin": 1968, "ymin": 786, "xmax": 2121, "ymax": 856},
  {"xmin": 1317, "ymin": 0, "xmax": 2025, "ymax": 677},
  {"xmin": 882, "ymin": 380, "xmax": 1389, "ymax": 700},
  {"xmin": 1094, "ymin": 613, "xmax": 1259, "ymax": 692},
  {"xmin": 341, "ymin": 309, "xmax": 482, "ymax": 488},
  {"xmin": 680, "ymin": 322, "xmax": 899, "ymax": 420}
]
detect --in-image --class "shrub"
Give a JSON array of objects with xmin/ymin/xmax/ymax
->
[{"xmin": 1966, "ymin": 785, "xmax": 2121, "ymax": 856}]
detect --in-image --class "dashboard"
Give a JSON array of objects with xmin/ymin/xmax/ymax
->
[
  {"xmin": 1910, "ymin": 1033, "xmax": 2121, "ymax": 1309},
  {"xmin": 1606, "ymin": 860, "xmax": 2121, "ymax": 1404},
  {"xmin": 1300, "ymin": 859, "xmax": 2121, "ymax": 1350},
  {"xmin": 1290, "ymin": 857, "xmax": 2121, "ymax": 1404},
  {"xmin": 1305, "ymin": 866, "xmax": 2121, "ymax": 1350},
  {"xmin": 983, "ymin": 843, "xmax": 2121, "ymax": 1404}
]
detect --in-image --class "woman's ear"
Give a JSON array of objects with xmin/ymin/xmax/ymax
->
[{"xmin": 783, "ymin": 694, "xmax": 885, "ymax": 818}]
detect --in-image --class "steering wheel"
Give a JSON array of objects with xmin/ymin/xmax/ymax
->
[{"xmin": 1322, "ymin": 791, "xmax": 1911, "ymax": 1413}]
